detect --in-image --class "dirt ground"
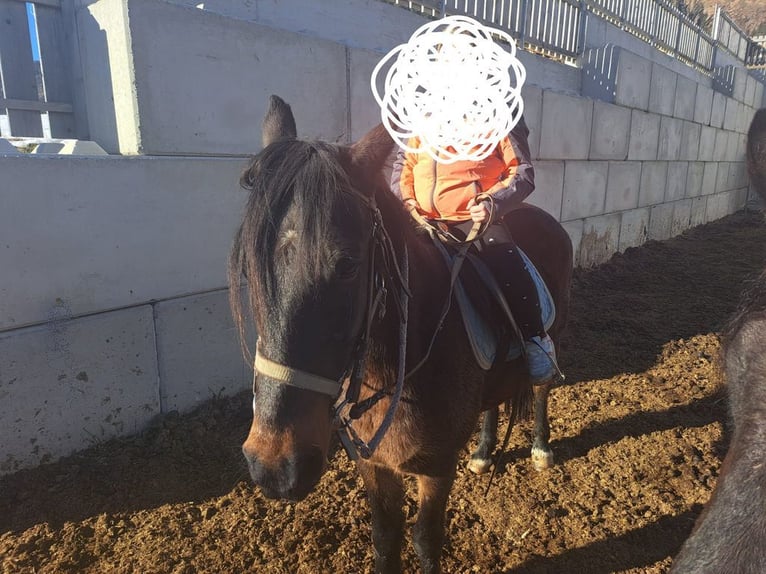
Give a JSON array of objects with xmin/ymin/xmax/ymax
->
[{"xmin": 2, "ymin": 210, "xmax": 766, "ymax": 574}]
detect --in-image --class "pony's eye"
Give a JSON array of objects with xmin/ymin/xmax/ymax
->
[{"xmin": 335, "ymin": 257, "xmax": 359, "ymax": 280}]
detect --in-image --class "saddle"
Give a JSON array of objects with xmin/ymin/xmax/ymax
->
[{"xmin": 430, "ymin": 237, "xmax": 556, "ymax": 370}]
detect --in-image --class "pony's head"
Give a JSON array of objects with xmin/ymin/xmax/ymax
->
[{"xmin": 229, "ymin": 96, "xmax": 395, "ymax": 500}]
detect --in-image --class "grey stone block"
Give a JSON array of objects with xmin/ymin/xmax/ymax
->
[
  {"xmin": 615, "ymin": 50, "xmax": 652, "ymax": 110},
  {"xmin": 694, "ymin": 84, "xmax": 714, "ymax": 125},
  {"xmin": 710, "ymin": 91, "xmax": 726, "ymax": 128},
  {"xmin": 673, "ymin": 75, "xmax": 696, "ymax": 121},
  {"xmin": 0, "ymin": 307, "xmax": 159, "ymax": 474},
  {"xmin": 754, "ymin": 81, "xmax": 764, "ymax": 109},
  {"xmin": 526, "ymin": 160, "xmax": 564, "ymax": 219},
  {"xmin": 737, "ymin": 104, "xmax": 754, "ymax": 136},
  {"xmin": 666, "ymin": 162, "xmax": 689, "ymax": 201},
  {"xmin": 155, "ymin": 290, "xmax": 253, "ymax": 414},
  {"xmin": 638, "ymin": 161, "xmax": 668, "ymax": 207},
  {"xmin": 725, "ymin": 131, "xmax": 740, "ymax": 162},
  {"xmin": 686, "ymin": 162, "xmax": 704, "ymax": 197},
  {"xmin": 522, "ymin": 85, "xmax": 543, "ymax": 160},
  {"xmin": 540, "ymin": 91, "xmax": 594, "ymax": 160},
  {"xmin": 648, "ymin": 203, "xmax": 674, "ymax": 241},
  {"xmin": 745, "ymin": 76, "xmax": 757, "ymax": 108},
  {"xmin": 723, "ymin": 98, "xmax": 739, "ymax": 131},
  {"xmin": 580, "ymin": 214, "xmax": 621, "ymax": 267},
  {"xmin": 679, "ymin": 121, "xmax": 701, "ymax": 161},
  {"xmin": 706, "ymin": 192, "xmax": 725, "ymax": 222},
  {"xmin": 658, "ymin": 117, "xmax": 683, "ymax": 160},
  {"xmin": 590, "ymin": 101, "xmax": 631, "ymax": 160},
  {"xmin": 698, "ymin": 126, "xmax": 716, "ymax": 161},
  {"xmin": 561, "ymin": 220, "xmax": 584, "ymax": 266},
  {"xmin": 701, "ymin": 162, "xmax": 718, "ymax": 195},
  {"xmin": 713, "ymin": 129, "xmax": 728, "ymax": 160},
  {"xmin": 618, "ymin": 207, "xmax": 649, "ymax": 251},
  {"xmin": 690, "ymin": 196, "xmax": 708, "ymax": 226},
  {"xmin": 628, "ymin": 110, "xmax": 660, "ymax": 160},
  {"xmin": 733, "ymin": 68, "xmax": 747, "ymax": 102},
  {"xmin": 716, "ymin": 161, "xmax": 730, "ymax": 192},
  {"xmin": 562, "ymin": 161, "xmax": 608, "ymax": 220},
  {"xmin": 605, "ymin": 161, "xmax": 641, "ymax": 212},
  {"xmin": 648, "ymin": 63, "xmax": 678, "ymax": 116},
  {"xmin": 671, "ymin": 199, "xmax": 693, "ymax": 236}
]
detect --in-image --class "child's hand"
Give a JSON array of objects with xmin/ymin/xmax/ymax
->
[
  {"xmin": 467, "ymin": 198, "xmax": 490, "ymax": 223},
  {"xmin": 404, "ymin": 198, "xmax": 419, "ymax": 212}
]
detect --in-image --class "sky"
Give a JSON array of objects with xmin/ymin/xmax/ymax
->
[{"xmin": 27, "ymin": 2, "xmax": 40, "ymax": 62}]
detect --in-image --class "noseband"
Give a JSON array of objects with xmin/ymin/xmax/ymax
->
[{"xmin": 253, "ymin": 186, "xmax": 411, "ymax": 460}]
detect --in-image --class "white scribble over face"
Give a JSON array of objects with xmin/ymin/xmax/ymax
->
[{"xmin": 371, "ymin": 15, "xmax": 526, "ymax": 164}]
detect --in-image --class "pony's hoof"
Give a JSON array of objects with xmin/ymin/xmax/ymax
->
[
  {"xmin": 531, "ymin": 447, "xmax": 554, "ymax": 471},
  {"xmin": 467, "ymin": 457, "xmax": 492, "ymax": 475}
]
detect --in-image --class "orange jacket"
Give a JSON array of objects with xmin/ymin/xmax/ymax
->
[{"xmin": 391, "ymin": 117, "xmax": 534, "ymax": 222}]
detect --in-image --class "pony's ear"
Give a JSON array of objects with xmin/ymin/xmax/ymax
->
[
  {"xmin": 262, "ymin": 95, "xmax": 297, "ymax": 147},
  {"xmin": 349, "ymin": 124, "xmax": 395, "ymax": 182}
]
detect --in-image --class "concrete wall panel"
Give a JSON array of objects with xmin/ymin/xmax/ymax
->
[
  {"xmin": 648, "ymin": 64, "xmax": 678, "ymax": 116},
  {"xmin": 579, "ymin": 214, "xmax": 621, "ymax": 267},
  {"xmin": 723, "ymin": 98, "xmax": 739, "ymax": 132},
  {"xmin": 155, "ymin": 290, "xmax": 252, "ymax": 414},
  {"xmin": 686, "ymin": 162, "xmax": 704, "ymax": 197},
  {"xmin": 527, "ymin": 160, "xmax": 564, "ymax": 219},
  {"xmin": 698, "ymin": 125, "xmax": 716, "ymax": 161},
  {"xmin": 0, "ymin": 156, "xmax": 246, "ymax": 332},
  {"xmin": 658, "ymin": 117, "xmax": 683, "ymax": 160},
  {"xmin": 605, "ymin": 161, "xmax": 641, "ymax": 212},
  {"xmin": 648, "ymin": 202, "xmax": 674, "ymax": 240},
  {"xmin": 562, "ymin": 161, "xmax": 608, "ymax": 220},
  {"xmin": 671, "ymin": 199, "xmax": 693, "ymax": 235},
  {"xmin": 540, "ymin": 91, "xmax": 594, "ymax": 160},
  {"xmin": 679, "ymin": 121, "xmax": 701, "ymax": 161},
  {"xmin": 694, "ymin": 84, "xmax": 714, "ymax": 125},
  {"xmin": 522, "ymin": 85, "xmax": 544, "ymax": 160},
  {"xmin": 590, "ymin": 101, "xmax": 630, "ymax": 160},
  {"xmin": 701, "ymin": 162, "xmax": 718, "ymax": 195},
  {"xmin": 628, "ymin": 110, "xmax": 660, "ymax": 160},
  {"xmin": 710, "ymin": 91, "xmax": 726, "ymax": 128},
  {"xmin": 673, "ymin": 75, "xmax": 696, "ymax": 121},
  {"xmin": 615, "ymin": 50, "xmax": 652, "ymax": 110},
  {"xmin": 618, "ymin": 207, "xmax": 649, "ymax": 251},
  {"xmin": 638, "ymin": 161, "xmax": 668, "ymax": 207},
  {"xmin": 128, "ymin": 0, "xmax": 348, "ymax": 154},
  {"xmin": 350, "ymin": 48, "xmax": 384, "ymax": 143},
  {"xmin": 690, "ymin": 196, "xmax": 708, "ymax": 226},
  {"xmin": 0, "ymin": 307, "xmax": 159, "ymax": 474},
  {"xmin": 666, "ymin": 162, "xmax": 689, "ymax": 201},
  {"xmin": 561, "ymin": 220, "xmax": 584, "ymax": 266}
]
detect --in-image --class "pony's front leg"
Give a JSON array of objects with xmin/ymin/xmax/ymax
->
[
  {"xmin": 413, "ymin": 473, "xmax": 455, "ymax": 574},
  {"xmin": 531, "ymin": 381, "xmax": 554, "ymax": 470},
  {"xmin": 467, "ymin": 407, "xmax": 498, "ymax": 474},
  {"xmin": 357, "ymin": 460, "xmax": 405, "ymax": 574}
]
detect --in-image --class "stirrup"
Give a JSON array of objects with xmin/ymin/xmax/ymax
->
[{"xmin": 525, "ymin": 335, "xmax": 557, "ymax": 384}]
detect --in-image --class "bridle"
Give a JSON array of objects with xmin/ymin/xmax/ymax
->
[{"xmin": 252, "ymin": 185, "xmax": 411, "ymax": 460}]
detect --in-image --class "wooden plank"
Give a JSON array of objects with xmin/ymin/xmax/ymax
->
[
  {"xmin": 0, "ymin": 97, "xmax": 72, "ymax": 113},
  {"xmin": 0, "ymin": 0, "xmax": 42, "ymax": 136},
  {"xmin": 35, "ymin": 3, "xmax": 74, "ymax": 137}
]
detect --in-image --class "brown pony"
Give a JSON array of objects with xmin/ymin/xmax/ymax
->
[
  {"xmin": 229, "ymin": 95, "xmax": 572, "ymax": 573},
  {"xmin": 670, "ymin": 108, "xmax": 766, "ymax": 573}
]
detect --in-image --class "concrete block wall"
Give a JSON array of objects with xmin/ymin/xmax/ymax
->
[
  {"xmin": 0, "ymin": 156, "xmax": 253, "ymax": 474},
  {"xmin": 524, "ymin": 47, "xmax": 762, "ymax": 266}
]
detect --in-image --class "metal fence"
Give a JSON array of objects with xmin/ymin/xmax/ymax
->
[
  {"xmin": 388, "ymin": 0, "xmax": 763, "ymax": 74},
  {"xmin": 0, "ymin": 0, "xmax": 76, "ymax": 139}
]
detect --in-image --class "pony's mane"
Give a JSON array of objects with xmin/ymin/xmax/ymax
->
[{"xmin": 228, "ymin": 136, "xmax": 414, "ymax": 356}]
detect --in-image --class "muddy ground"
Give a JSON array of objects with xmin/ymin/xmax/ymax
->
[{"xmin": 2, "ymin": 210, "xmax": 766, "ymax": 573}]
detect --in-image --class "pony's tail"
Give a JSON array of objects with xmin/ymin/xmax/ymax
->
[{"xmin": 228, "ymin": 226, "xmax": 253, "ymax": 365}]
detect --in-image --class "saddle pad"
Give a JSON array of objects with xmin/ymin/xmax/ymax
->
[{"xmin": 434, "ymin": 241, "xmax": 556, "ymax": 370}]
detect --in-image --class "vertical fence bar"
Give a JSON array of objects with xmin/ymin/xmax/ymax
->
[{"xmin": 0, "ymin": 0, "xmax": 43, "ymax": 137}]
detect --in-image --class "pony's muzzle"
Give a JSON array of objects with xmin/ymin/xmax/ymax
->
[{"xmin": 242, "ymin": 445, "xmax": 325, "ymax": 501}]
